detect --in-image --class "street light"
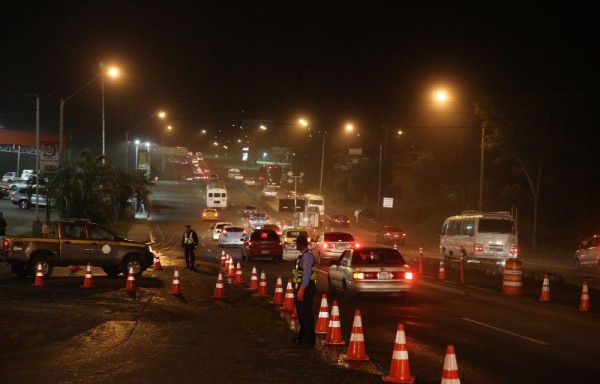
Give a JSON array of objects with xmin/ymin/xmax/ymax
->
[
  {"xmin": 100, "ymin": 62, "xmax": 120, "ymax": 162},
  {"xmin": 134, "ymin": 140, "xmax": 141, "ymax": 171},
  {"xmin": 59, "ymin": 63, "xmax": 119, "ymax": 163},
  {"xmin": 433, "ymin": 89, "xmax": 483, "ymax": 211},
  {"xmin": 299, "ymin": 118, "xmax": 326, "ymax": 196},
  {"xmin": 161, "ymin": 125, "xmax": 172, "ymax": 174}
]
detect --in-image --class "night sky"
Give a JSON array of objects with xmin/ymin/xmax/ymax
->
[{"xmin": 1, "ymin": 1, "xmax": 598, "ymax": 158}]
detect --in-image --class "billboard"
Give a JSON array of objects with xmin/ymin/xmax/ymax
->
[{"xmin": 40, "ymin": 142, "xmax": 59, "ymax": 175}]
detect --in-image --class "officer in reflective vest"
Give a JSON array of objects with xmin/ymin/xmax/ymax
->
[
  {"xmin": 181, "ymin": 224, "xmax": 199, "ymax": 268},
  {"xmin": 291, "ymin": 234, "xmax": 317, "ymax": 347}
]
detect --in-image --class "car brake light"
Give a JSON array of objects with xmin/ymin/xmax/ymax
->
[
  {"xmin": 243, "ymin": 230, "xmax": 247, "ymax": 235},
  {"xmin": 402, "ymin": 233, "xmax": 406, "ymax": 237},
  {"xmin": 405, "ymin": 271, "xmax": 414, "ymax": 280},
  {"xmin": 385, "ymin": 232, "xmax": 391, "ymax": 236},
  {"xmin": 352, "ymin": 272, "xmax": 364, "ymax": 279},
  {"xmin": 323, "ymin": 243, "xmax": 331, "ymax": 249},
  {"xmin": 510, "ymin": 244, "xmax": 518, "ymax": 254},
  {"xmin": 474, "ymin": 244, "xmax": 484, "ymax": 252},
  {"xmin": 354, "ymin": 242, "xmax": 360, "ymax": 249}
]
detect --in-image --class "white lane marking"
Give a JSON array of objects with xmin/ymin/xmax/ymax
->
[{"xmin": 462, "ymin": 318, "xmax": 549, "ymax": 346}]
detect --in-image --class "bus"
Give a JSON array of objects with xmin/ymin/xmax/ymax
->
[
  {"xmin": 439, "ymin": 210, "xmax": 518, "ymax": 266},
  {"xmin": 206, "ymin": 183, "xmax": 227, "ymax": 209}
]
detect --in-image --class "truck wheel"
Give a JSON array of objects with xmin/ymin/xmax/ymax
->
[
  {"xmin": 28, "ymin": 257, "xmax": 53, "ymax": 279},
  {"xmin": 102, "ymin": 266, "xmax": 121, "ymax": 277},
  {"xmin": 123, "ymin": 256, "xmax": 146, "ymax": 277},
  {"xmin": 10, "ymin": 263, "xmax": 28, "ymax": 278}
]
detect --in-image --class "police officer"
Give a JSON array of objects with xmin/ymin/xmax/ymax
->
[
  {"xmin": 291, "ymin": 234, "xmax": 316, "ymax": 347},
  {"xmin": 181, "ymin": 224, "xmax": 199, "ymax": 268}
]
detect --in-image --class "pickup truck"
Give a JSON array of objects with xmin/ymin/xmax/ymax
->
[{"xmin": 2, "ymin": 219, "xmax": 155, "ymax": 278}]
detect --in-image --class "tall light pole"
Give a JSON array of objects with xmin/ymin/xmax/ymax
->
[
  {"xmin": 299, "ymin": 118, "xmax": 326, "ymax": 196},
  {"xmin": 161, "ymin": 125, "xmax": 172, "ymax": 174},
  {"xmin": 287, "ymin": 171, "xmax": 304, "ymax": 226},
  {"xmin": 126, "ymin": 111, "xmax": 166, "ymax": 169},
  {"xmin": 134, "ymin": 140, "xmax": 140, "ymax": 171},
  {"xmin": 100, "ymin": 63, "xmax": 120, "ymax": 163}
]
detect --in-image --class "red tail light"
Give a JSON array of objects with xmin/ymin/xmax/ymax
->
[
  {"xmin": 323, "ymin": 243, "xmax": 331, "ymax": 249},
  {"xmin": 243, "ymin": 230, "xmax": 247, "ymax": 235},
  {"xmin": 353, "ymin": 242, "xmax": 360, "ymax": 249},
  {"xmin": 222, "ymin": 230, "xmax": 227, "ymax": 234},
  {"xmin": 474, "ymin": 244, "xmax": 484, "ymax": 252},
  {"xmin": 404, "ymin": 271, "xmax": 414, "ymax": 280},
  {"xmin": 510, "ymin": 244, "xmax": 518, "ymax": 254}
]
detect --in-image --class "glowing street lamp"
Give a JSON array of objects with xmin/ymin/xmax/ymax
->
[{"xmin": 100, "ymin": 62, "xmax": 120, "ymax": 162}]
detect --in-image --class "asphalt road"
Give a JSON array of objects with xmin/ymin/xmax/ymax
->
[{"xmin": 1, "ymin": 167, "xmax": 599, "ymax": 383}]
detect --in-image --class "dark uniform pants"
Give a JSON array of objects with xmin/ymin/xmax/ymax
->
[
  {"xmin": 183, "ymin": 245, "xmax": 196, "ymax": 265},
  {"xmin": 294, "ymin": 282, "xmax": 316, "ymax": 342}
]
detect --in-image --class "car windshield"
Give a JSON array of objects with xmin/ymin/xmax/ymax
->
[
  {"xmin": 324, "ymin": 233, "xmax": 355, "ymax": 242},
  {"xmin": 351, "ymin": 248, "xmax": 406, "ymax": 265},
  {"xmin": 250, "ymin": 230, "xmax": 279, "ymax": 241},
  {"xmin": 224, "ymin": 227, "xmax": 244, "ymax": 232},
  {"xmin": 252, "ymin": 214, "xmax": 267, "ymax": 219},
  {"xmin": 478, "ymin": 219, "xmax": 514, "ymax": 234},
  {"xmin": 286, "ymin": 231, "xmax": 308, "ymax": 238},
  {"xmin": 384, "ymin": 227, "xmax": 403, "ymax": 232}
]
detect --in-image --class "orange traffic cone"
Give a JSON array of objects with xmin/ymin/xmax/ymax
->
[
  {"xmin": 382, "ymin": 323, "xmax": 414, "ymax": 383},
  {"xmin": 212, "ymin": 272, "xmax": 227, "ymax": 299},
  {"xmin": 315, "ymin": 294, "xmax": 330, "ymax": 334},
  {"xmin": 342, "ymin": 309, "xmax": 370, "ymax": 361},
  {"xmin": 32, "ymin": 262, "xmax": 46, "ymax": 287},
  {"xmin": 247, "ymin": 266, "xmax": 259, "ymax": 292},
  {"xmin": 234, "ymin": 262, "xmax": 244, "ymax": 284},
  {"xmin": 122, "ymin": 267, "xmax": 139, "ymax": 291},
  {"xmin": 153, "ymin": 253, "xmax": 163, "ymax": 270},
  {"xmin": 169, "ymin": 269, "xmax": 183, "ymax": 295},
  {"xmin": 438, "ymin": 260, "xmax": 446, "ymax": 280},
  {"xmin": 227, "ymin": 259, "xmax": 236, "ymax": 282},
  {"xmin": 579, "ymin": 280, "xmax": 590, "ymax": 312},
  {"xmin": 270, "ymin": 275, "xmax": 284, "ymax": 305},
  {"xmin": 293, "ymin": 305, "xmax": 298, "ymax": 318},
  {"xmin": 326, "ymin": 300, "xmax": 345, "ymax": 345},
  {"xmin": 81, "ymin": 262, "xmax": 96, "ymax": 288},
  {"xmin": 256, "ymin": 270, "xmax": 269, "ymax": 297},
  {"xmin": 539, "ymin": 273, "xmax": 551, "ymax": 302},
  {"xmin": 69, "ymin": 265, "xmax": 80, "ymax": 274},
  {"xmin": 281, "ymin": 279, "xmax": 295, "ymax": 311},
  {"xmin": 441, "ymin": 345, "xmax": 460, "ymax": 384},
  {"xmin": 220, "ymin": 253, "xmax": 226, "ymax": 270}
]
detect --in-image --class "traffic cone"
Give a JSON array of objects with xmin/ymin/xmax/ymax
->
[
  {"xmin": 212, "ymin": 272, "xmax": 227, "ymax": 299},
  {"xmin": 293, "ymin": 305, "xmax": 298, "ymax": 318},
  {"xmin": 579, "ymin": 280, "xmax": 590, "ymax": 312},
  {"xmin": 220, "ymin": 253, "xmax": 226, "ymax": 270},
  {"xmin": 382, "ymin": 323, "xmax": 415, "ymax": 383},
  {"xmin": 80, "ymin": 262, "xmax": 96, "ymax": 288},
  {"xmin": 256, "ymin": 270, "xmax": 269, "ymax": 297},
  {"xmin": 281, "ymin": 279, "xmax": 295, "ymax": 311},
  {"xmin": 153, "ymin": 253, "xmax": 163, "ymax": 270},
  {"xmin": 326, "ymin": 300, "xmax": 345, "ymax": 345},
  {"xmin": 441, "ymin": 345, "xmax": 460, "ymax": 384},
  {"xmin": 315, "ymin": 294, "xmax": 330, "ymax": 334},
  {"xmin": 247, "ymin": 266, "xmax": 259, "ymax": 292},
  {"xmin": 169, "ymin": 269, "xmax": 183, "ymax": 295},
  {"xmin": 70, "ymin": 265, "xmax": 80, "ymax": 274},
  {"xmin": 270, "ymin": 275, "xmax": 284, "ymax": 305},
  {"xmin": 122, "ymin": 267, "xmax": 138, "ymax": 292},
  {"xmin": 342, "ymin": 309, "xmax": 370, "ymax": 361},
  {"xmin": 539, "ymin": 273, "xmax": 550, "ymax": 302},
  {"xmin": 32, "ymin": 262, "xmax": 46, "ymax": 287},
  {"xmin": 234, "ymin": 262, "xmax": 244, "ymax": 284},
  {"xmin": 227, "ymin": 259, "xmax": 236, "ymax": 282},
  {"xmin": 438, "ymin": 260, "xmax": 446, "ymax": 280}
]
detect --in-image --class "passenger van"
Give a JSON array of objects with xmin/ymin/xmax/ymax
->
[
  {"xmin": 439, "ymin": 211, "xmax": 518, "ymax": 266},
  {"xmin": 206, "ymin": 183, "xmax": 227, "ymax": 209},
  {"xmin": 227, "ymin": 168, "xmax": 241, "ymax": 179},
  {"xmin": 302, "ymin": 194, "xmax": 325, "ymax": 215}
]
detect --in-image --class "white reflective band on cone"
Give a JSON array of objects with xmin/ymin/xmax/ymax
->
[
  {"xmin": 350, "ymin": 333, "xmax": 364, "ymax": 342},
  {"xmin": 330, "ymin": 321, "xmax": 341, "ymax": 327},
  {"xmin": 502, "ymin": 281, "xmax": 522, "ymax": 287},
  {"xmin": 392, "ymin": 350, "xmax": 409, "ymax": 359},
  {"xmin": 319, "ymin": 312, "xmax": 329, "ymax": 318},
  {"xmin": 504, "ymin": 270, "xmax": 522, "ymax": 275}
]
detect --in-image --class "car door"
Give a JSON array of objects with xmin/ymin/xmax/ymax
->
[
  {"xmin": 60, "ymin": 223, "xmax": 93, "ymax": 265},
  {"xmin": 87, "ymin": 224, "xmax": 121, "ymax": 265},
  {"xmin": 329, "ymin": 250, "xmax": 351, "ymax": 290}
]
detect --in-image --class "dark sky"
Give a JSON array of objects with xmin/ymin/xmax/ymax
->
[{"xmin": 1, "ymin": 1, "xmax": 598, "ymax": 157}]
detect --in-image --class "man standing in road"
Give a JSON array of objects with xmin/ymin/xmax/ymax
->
[
  {"xmin": 0, "ymin": 212, "xmax": 6, "ymax": 235},
  {"xmin": 291, "ymin": 234, "xmax": 316, "ymax": 347},
  {"xmin": 181, "ymin": 224, "xmax": 199, "ymax": 268},
  {"xmin": 354, "ymin": 208, "xmax": 360, "ymax": 223}
]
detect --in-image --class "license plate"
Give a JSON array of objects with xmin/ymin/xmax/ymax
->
[
  {"xmin": 378, "ymin": 272, "xmax": 392, "ymax": 280},
  {"xmin": 490, "ymin": 246, "xmax": 503, "ymax": 252},
  {"xmin": 261, "ymin": 250, "xmax": 269, "ymax": 254}
]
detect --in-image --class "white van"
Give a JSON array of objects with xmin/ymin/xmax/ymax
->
[
  {"xmin": 302, "ymin": 194, "xmax": 325, "ymax": 215},
  {"xmin": 227, "ymin": 168, "xmax": 241, "ymax": 179},
  {"xmin": 206, "ymin": 183, "xmax": 227, "ymax": 209},
  {"xmin": 440, "ymin": 211, "xmax": 518, "ymax": 266}
]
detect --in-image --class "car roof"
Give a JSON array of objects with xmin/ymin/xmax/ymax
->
[{"xmin": 204, "ymin": 208, "xmax": 217, "ymax": 212}]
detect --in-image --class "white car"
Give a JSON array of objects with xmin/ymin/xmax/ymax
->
[
  {"xmin": 244, "ymin": 177, "xmax": 256, "ymax": 186},
  {"xmin": 234, "ymin": 174, "xmax": 244, "ymax": 181},
  {"xmin": 219, "ymin": 226, "xmax": 247, "ymax": 247},
  {"xmin": 212, "ymin": 221, "xmax": 233, "ymax": 241},
  {"xmin": 261, "ymin": 185, "xmax": 279, "ymax": 199}
]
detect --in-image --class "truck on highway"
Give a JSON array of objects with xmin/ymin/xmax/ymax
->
[{"xmin": 2, "ymin": 219, "xmax": 155, "ymax": 278}]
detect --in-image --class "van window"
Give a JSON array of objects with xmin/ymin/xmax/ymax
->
[
  {"xmin": 208, "ymin": 193, "xmax": 213, "ymax": 197},
  {"xmin": 441, "ymin": 222, "xmax": 448, "ymax": 236},
  {"xmin": 309, "ymin": 199, "xmax": 324, "ymax": 205},
  {"xmin": 448, "ymin": 220, "xmax": 461, "ymax": 236},
  {"xmin": 460, "ymin": 220, "xmax": 475, "ymax": 236},
  {"xmin": 478, "ymin": 219, "xmax": 513, "ymax": 234}
]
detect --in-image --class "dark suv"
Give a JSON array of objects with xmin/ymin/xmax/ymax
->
[{"xmin": 242, "ymin": 229, "xmax": 283, "ymax": 262}]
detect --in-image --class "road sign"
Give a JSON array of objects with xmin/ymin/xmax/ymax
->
[{"xmin": 383, "ymin": 197, "xmax": 393, "ymax": 208}]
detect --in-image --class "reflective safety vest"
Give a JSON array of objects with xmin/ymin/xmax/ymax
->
[
  {"xmin": 183, "ymin": 232, "xmax": 195, "ymax": 245},
  {"xmin": 292, "ymin": 250, "xmax": 317, "ymax": 290}
]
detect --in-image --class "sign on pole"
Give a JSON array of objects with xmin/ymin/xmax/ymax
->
[{"xmin": 383, "ymin": 197, "xmax": 393, "ymax": 208}]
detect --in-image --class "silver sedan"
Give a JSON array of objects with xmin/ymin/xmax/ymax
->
[{"xmin": 327, "ymin": 247, "xmax": 414, "ymax": 300}]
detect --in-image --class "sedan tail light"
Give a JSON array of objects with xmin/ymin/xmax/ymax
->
[
  {"xmin": 404, "ymin": 271, "xmax": 414, "ymax": 280},
  {"xmin": 353, "ymin": 242, "xmax": 360, "ymax": 249},
  {"xmin": 510, "ymin": 244, "xmax": 518, "ymax": 254},
  {"xmin": 474, "ymin": 244, "xmax": 484, "ymax": 252},
  {"xmin": 323, "ymin": 243, "xmax": 331, "ymax": 249}
]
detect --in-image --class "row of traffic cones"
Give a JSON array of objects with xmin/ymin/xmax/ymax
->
[{"xmin": 538, "ymin": 273, "xmax": 590, "ymax": 311}]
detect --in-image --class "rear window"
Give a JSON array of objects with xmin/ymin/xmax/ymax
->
[
  {"xmin": 352, "ymin": 248, "xmax": 406, "ymax": 265},
  {"xmin": 286, "ymin": 231, "xmax": 308, "ymax": 238},
  {"xmin": 310, "ymin": 199, "xmax": 324, "ymax": 205},
  {"xmin": 478, "ymin": 219, "xmax": 514, "ymax": 234},
  {"xmin": 384, "ymin": 226, "xmax": 403, "ymax": 232},
  {"xmin": 251, "ymin": 230, "xmax": 280, "ymax": 241},
  {"xmin": 224, "ymin": 227, "xmax": 244, "ymax": 232},
  {"xmin": 324, "ymin": 233, "xmax": 355, "ymax": 242}
]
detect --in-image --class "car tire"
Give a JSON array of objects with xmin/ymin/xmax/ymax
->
[
  {"xmin": 19, "ymin": 200, "xmax": 30, "ymax": 209},
  {"xmin": 10, "ymin": 263, "xmax": 28, "ymax": 278},
  {"xmin": 103, "ymin": 266, "xmax": 121, "ymax": 277},
  {"xmin": 123, "ymin": 255, "xmax": 146, "ymax": 277},
  {"xmin": 28, "ymin": 256, "xmax": 53, "ymax": 279},
  {"xmin": 575, "ymin": 259, "xmax": 582, "ymax": 272}
]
